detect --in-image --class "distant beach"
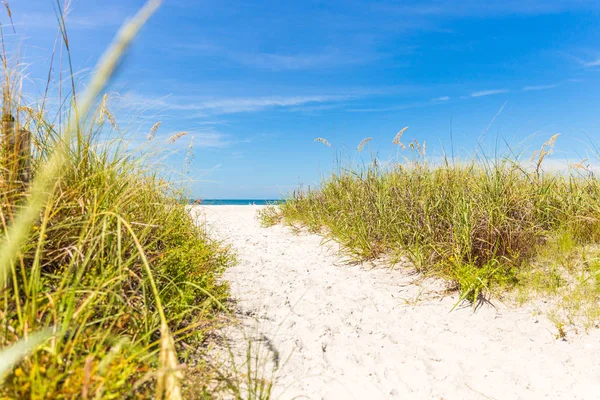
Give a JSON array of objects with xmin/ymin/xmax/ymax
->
[{"xmin": 195, "ymin": 199, "xmax": 282, "ymax": 205}]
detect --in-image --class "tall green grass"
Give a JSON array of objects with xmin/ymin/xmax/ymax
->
[
  {"xmin": 0, "ymin": 1, "xmax": 246, "ymax": 398},
  {"xmin": 264, "ymin": 133, "xmax": 600, "ymax": 313}
]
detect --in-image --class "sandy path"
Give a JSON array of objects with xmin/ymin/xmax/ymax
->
[{"xmin": 192, "ymin": 205, "xmax": 600, "ymax": 400}]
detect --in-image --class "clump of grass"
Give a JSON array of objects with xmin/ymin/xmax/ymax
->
[
  {"xmin": 0, "ymin": 1, "xmax": 251, "ymax": 398},
  {"xmin": 257, "ymin": 205, "xmax": 283, "ymax": 227},
  {"xmin": 516, "ymin": 235, "xmax": 600, "ymax": 332},
  {"xmin": 266, "ymin": 133, "xmax": 600, "ymax": 312}
]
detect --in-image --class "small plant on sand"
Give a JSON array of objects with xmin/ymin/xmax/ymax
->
[{"xmin": 257, "ymin": 205, "xmax": 283, "ymax": 227}]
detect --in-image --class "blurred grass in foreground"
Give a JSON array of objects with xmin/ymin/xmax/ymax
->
[{"xmin": 0, "ymin": 1, "xmax": 268, "ymax": 398}]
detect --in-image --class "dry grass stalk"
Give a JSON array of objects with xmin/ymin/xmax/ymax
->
[
  {"xmin": 357, "ymin": 137, "xmax": 372, "ymax": 153},
  {"xmin": 314, "ymin": 137, "xmax": 331, "ymax": 147},
  {"xmin": 148, "ymin": 121, "xmax": 162, "ymax": 141},
  {"xmin": 184, "ymin": 136, "xmax": 194, "ymax": 174},
  {"xmin": 531, "ymin": 133, "xmax": 560, "ymax": 175},
  {"xmin": 156, "ymin": 323, "xmax": 183, "ymax": 400},
  {"xmin": 393, "ymin": 126, "xmax": 408, "ymax": 146},
  {"xmin": 2, "ymin": 1, "xmax": 15, "ymax": 33},
  {"xmin": 97, "ymin": 94, "xmax": 119, "ymax": 131},
  {"xmin": 168, "ymin": 131, "xmax": 188, "ymax": 143}
]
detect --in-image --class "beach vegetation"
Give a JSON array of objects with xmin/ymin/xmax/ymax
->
[
  {"xmin": 0, "ymin": 1, "xmax": 275, "ymax": 398},
  {"xmin": 261, "ymin": 132, "xmax": 600, "ymax": 331}
]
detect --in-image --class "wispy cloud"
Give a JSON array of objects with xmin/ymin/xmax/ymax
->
[
  {"xmin": 16, "ymin": 9, "xmax": 127, "ymax": 30},
  {"xmin": 380, "ymin": 0, "xmax": 600, "ymax": 18},
  {"xmin": 190, "ymin": 131, "xmax": 233, "ymax": 148},
  {"xmin": 348, "ymin": 101, "xmax": 434, "ymax": 113},
  {"xmin": 471, "ymin": 89, "xmax": 509, "ymax": 97},
  {"xmin": 163, "ymin": 129, "xmax": 242, "ymax": 149},
  {"xmin": 197, "ymin": 163, "xmax": 223, "ymax": 174},
  {"xmin": 177, "ymin": 41, "xmax": 373, "ymax": 71},
  {"xmin": 522, "ymin": 83, "xmax": 559, "ymax": 91},
  {"xmin": 118, "ymin": 92, "xmax": 354, "ymax": 116},
  {"xmin": 431, "ymin": 96, "xmax": 450, "ymax": 101},
  {"xmin": 582, "ymin": 59, "xmax": 600, "ymax": 67},
  {"xmin": 231, "ymin": 50, "xmax": 366, "ymax": 70},
  {"xmin": 190, "ymin": 95, "xmax": 351, "ymax": 115},
  {"xmin": 567, "ymin": 53, "xmax": 600, "ymax": 68}
]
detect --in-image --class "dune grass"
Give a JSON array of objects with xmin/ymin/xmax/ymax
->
[
  {"xmin": 261, "ymin": 133, "xmax": 600, "ymax": 329},
  {"xmin": 0, "ymin": 1, "xmax": 273, "ymax": 398}
]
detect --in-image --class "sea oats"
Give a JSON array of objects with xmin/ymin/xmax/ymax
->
[
  {"xmin": 2, "ymin": 1, "xmax": 15, "ymax": 33},
  {"xmin": 314, "ymin": 137, "xmax": 331, "ymax": 147},
  {"xmin": 570, "ymin": 161, "xmax": 589, "ymax": 171},
  {"xmin": 357, "ymin": 137, "xmax": 372, "ymax": 153},
  {"xmin": 97, "ymin": 94, "xmax": 108, "ymax": 125},
  {"xmin": 168, "ymin": 131, "xmax": 188, "ymax": 143},
  {"xmin": 184, "ymin": 136, "xmax": 194, "ymax": 174},
  {"xmin": 530, "ymin": 150, "xmax": 540, "ymax": 162},
  {"xmin": 147, "ymin": 121, "xmax": 162, "ymax": 141},
  {"xmin": 2, "ymin": 1, "xmax": 11, "ymax": 18},
  {"xmin": 543, "ymin": 133, "xmax": 560, "ymax": 155},
  {"xmin": 104, "ymin": 108, "xmax": 119, "ymax": 131},
  {"xmin": 532, "ymin": 133, "xmax": 560, "ymax": 175},
  {"xmin": 393, "ymin": 126, "xmax": 408, "ymax": 145}
]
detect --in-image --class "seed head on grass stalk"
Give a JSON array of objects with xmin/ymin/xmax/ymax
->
[
  {"xmin": 357, "ymin": 137, "xmax": 372, "ymax": 153},
  {"xmin": 147, "ymin": 121, "xmax": 162, "ymax": 140},
  {"xmin": 168, "ymin": 131, "xmax": 188, "ymax": 143},
  {"xmin": 97, "ymin": 94, "xmax": 119, "ymax": 131},
  {"xmin": 314, "ymin": 137, "xmax": 331, "ymax": 148},
  {"xmin": 531, "ymin": 133, "xmax": 560, "ymax": 176},
  {"xmin": 393, "ymin": 126, "xmax": 408, "ymax": 145},
  {"xmin": 184, "ymin": 136, "xmax": 194, "ymax": 175},
  {"xmin": 393, "ymin": 126, "xmax": 408, "ymax": 150}
]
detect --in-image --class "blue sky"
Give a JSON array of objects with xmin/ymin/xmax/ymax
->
[{"xmin": 6, "ymin": 0, "xmax": 600, "ymax": 198}]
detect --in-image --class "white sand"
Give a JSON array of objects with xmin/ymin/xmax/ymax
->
[{"xmin": 192, "ymin": 205, "xmax": 600, "ymax": 400}]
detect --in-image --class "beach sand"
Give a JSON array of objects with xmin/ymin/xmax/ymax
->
[{"xmin": 192, "ymin": 205, "xmax": 600, "ymax": 400}]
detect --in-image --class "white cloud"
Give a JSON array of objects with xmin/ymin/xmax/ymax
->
[
  {"xmin": 431, "ymin": 96, "xmax": 450, "ymax": 101},
  {"xmin": 189, "ymin": 95, "xmax": 351, "ymax": 114},
  {"xmin": 522, "ymin": 83, "xmax": 559, "ymax": 91},
  {"xmin": 177, "ymin": 42, "xmax": 373, "ymax": 71},
  {"xmin": 583, "ymin": 59, "xmax": 600, "ymax": 67},
  {"xmin": 118, "ymin": 92, "xmax": 353, "ymax": 116},
  {"xmin": 348, "ymin": 101, "xmax": 430, "ymax": 112},
  {"xmin": 17, "ymin": 9, "xmax": 126, "ymax": 30},
  {"xmin": 159, "ymin": 130, "xmax": 232, "ymax": 149},
  {"xmin": 381, "ymin": 1, "xmax": 600, "ymax": 18},
  {"xmin": 232, "ymin": 51, "xmax": 360, "ymax": 70},
  {"xmin": 190, "ymin": 131, "xmax": 233, "ymax": 148},
  {"xmin": 471, "ymin": 89, "xmax": 509, "ymax": 97}
]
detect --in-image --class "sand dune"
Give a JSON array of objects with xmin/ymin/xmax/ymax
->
[{"xmin": 192, "ymin": 205, "xmax": 600, "ymax": 400}]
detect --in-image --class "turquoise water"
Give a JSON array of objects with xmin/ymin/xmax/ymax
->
[{"xmin": 193, "ymin": 199, "xmax": 282, "ymax": 205}]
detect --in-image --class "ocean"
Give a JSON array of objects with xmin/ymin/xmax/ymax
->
[{"xmin": 192, "ymin": 199, "xmax": 283, "ymax": 205}]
